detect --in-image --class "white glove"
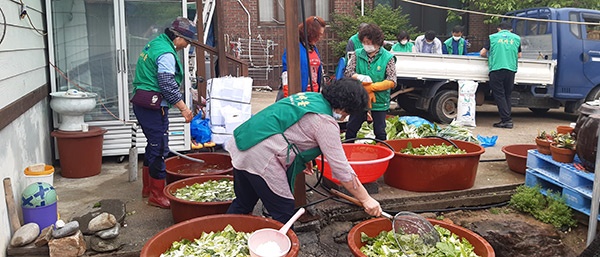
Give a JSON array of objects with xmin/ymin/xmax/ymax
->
[{"xmin": 355, "ymin": 74, "xmax": 373, "ymax": 83}]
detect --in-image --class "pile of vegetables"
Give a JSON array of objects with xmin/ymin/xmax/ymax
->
[
  {"xmin": 173, "ymin": 179, "xmax": 235, "ymax": 202},
  {"xmin": 401, "ymin": 142, "xmax": 466, "ymax": 156},
  {"xmin": 360, "ymin": 225, "xmax": 480, "ymax": 257},
  {"xmin": 349, "ymin": 116, "xmax": 479, "ymax": 144},
  {"xmin": 161, "ymin": 225, "xmax": 249, "ymax": 257}
]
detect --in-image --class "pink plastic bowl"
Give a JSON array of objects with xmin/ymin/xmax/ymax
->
[{"xmin": 318, "ymin": 144, "xmax": 394, "ymax": 184}]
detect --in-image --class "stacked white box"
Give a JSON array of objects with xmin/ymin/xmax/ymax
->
[{"xmin": 206, "ymin": 77, "xmax": 253, "ymax": 144}]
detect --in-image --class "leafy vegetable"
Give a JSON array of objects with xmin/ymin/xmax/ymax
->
[
  {"xmin": 173, "ymin": 179, "xmax": 235, "ymax": 202},
  {"xmin": 401, "ymin": 143, "xmax": 466, "ymax": 156},
  {"xmin": 161, "ymin": 224, "xmax": 249, "ymax": 257},
  {"xmin": 360, "ymin": 225, "xmax": 480, "ymax": 257}
]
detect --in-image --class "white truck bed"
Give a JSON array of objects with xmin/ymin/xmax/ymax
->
[{"xmin": 393, "ymin": 52, "xmax": 557, "ymax": 86}]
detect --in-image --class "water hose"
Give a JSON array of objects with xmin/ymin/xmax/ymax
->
[{"xmin": 169, "ymin": 150, "xmax": 205, "ymax": 163}]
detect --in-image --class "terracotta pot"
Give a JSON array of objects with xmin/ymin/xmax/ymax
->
[
  {"xmin": 165, "ymin": 152, "xmax": 233, "ymax": 184},
  {"xmin": 383, "ymin": 138, "xmax": 484, "ymax": 192},
  {"xmin": 535, "ymin": 137, "xmax": 552, "ymax": 155},
  {"xmin": 502, "ymin": 144, "xmax": 537, "ymax": 174},
  {"xmin": 141, "ymin": 214, "xmax": 300, "ymax": 257},
  {"xmin": 347, "ymin": 218, "xmax": 495, "ymax": 257},
  {"xmin": 550, "ymin": 144, "xmax": 576, "ymax": 163},
  {"xmin": 164, "ymin": 175, "xmax": 233, "ymax": 223},
  {"xmin": 556, "ymin": 125, "xmax": 574, "ymax": 135}
]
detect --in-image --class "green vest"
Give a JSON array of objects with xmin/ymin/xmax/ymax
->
[
  {"xmin": 233, "ymin": 92, "xmax": 333, "ymax": 190},
  {"xmin": 443, "ymin": 37, "xmax": 465, "ymax": 55},
  {"xmin": 349, "ymin": 33, "xmax": 363, "ymax": 51},
  {"xmin": 488, "ymin": 30, "xmax": 521, "ymax": 72},
  {"xmin": 354, "ymin": 48, "xmax": 395, "ymax": 111},
  {"xmin": 132, "ymin": 33, "xmax": 183, "ymax": 93},
  {"xmin": 391, "ymin": 42, "xmax": 414, "ymax": 53}
]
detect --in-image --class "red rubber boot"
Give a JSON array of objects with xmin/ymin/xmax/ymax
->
[
  {"xmin": 148, "ymin": 177, "xmax": 170, "ymax": 209},
  {"xmin": 142, "ymin": 166, "xmax": 150, "ymax": 198}
]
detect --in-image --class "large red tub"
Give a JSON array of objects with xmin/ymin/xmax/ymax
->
[
  {"xmin": 141, "ymin": 214, "xmax": 300, "ymax": 257},
  {"xmin": 384, "ymin": 138, "xmax": 485, "ymax": 192},
  {"xmin": 163, "ymin": 175, "xmax": 233, "ymax": 223},
  {"xmin": 317, "ymin": 143, "xmax": 394, "ymax": 184},
  {"xmin": 347, "ymin": 217, "xmax": 495, "ymax": 257},
  {"xmin": 165, "ymin": 152, "xmax": 233, "ymax": 184}
]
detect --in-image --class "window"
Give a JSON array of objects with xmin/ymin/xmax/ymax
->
[
  {"xmin": 259, "ymin": 0, "xmax": 331, "ymax": 24},
  {"xmin": 582, "ymin": 14, "xmax": 600, "ymax": 41},
  {"xmin": 570, "ymin": 12, "xmax": 581, "ymax": 39}
]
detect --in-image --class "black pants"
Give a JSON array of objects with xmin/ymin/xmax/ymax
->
[
  {"xmin": 345, "ymin": 110, "xmax": 388, "ymax": 141},
  {"xmin": 489, "ymin": 69, "xmax": 515, "ymax": 123},
  {"xmin": 226, "ymin": 168, "xmax": 295, "ymax": 225}
]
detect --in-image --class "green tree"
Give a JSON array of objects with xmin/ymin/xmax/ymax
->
[
  {"xmin": 329, "ymin": 4, "xmax": 418, "ymax": 58},
  {"xmin": 452, "ymin": 0, "xmax": 600, "ymax": 24}
]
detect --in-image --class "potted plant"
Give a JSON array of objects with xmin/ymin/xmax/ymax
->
[
  {"xmin": 535, "ymin": 130, "xmax": 555, "ymax": 155},
  {"xmin": 550, "ymin": 133, "xmax": 576, "ymax": 163}
]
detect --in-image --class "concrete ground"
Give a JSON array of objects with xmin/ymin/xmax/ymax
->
[{"xmin": 41, "ymin": 90, "xmax": 580, "ymax": 256}]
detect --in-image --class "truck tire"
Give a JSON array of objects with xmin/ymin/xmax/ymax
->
[
  {"xmin": 529, "ymin": 108, "xmax": 550, "ymax": 114},
  {"xmin": 396, "ymin": 94, "xmax": 419, "ymax": 113},
  {"xmin": 430, "ymin": 90, "xmax": 458, "ymax": 124}
]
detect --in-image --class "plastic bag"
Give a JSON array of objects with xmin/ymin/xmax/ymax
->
[
  {"xmin": 190, "ymin": 114, "xmax": 212, "ymax": 144},
  {"xmin": 477, "ymin": 134, "xmax": 498, "ymax": 148},
  {"xmin": 398, "ymin": 116, "xmax": 435, "ymax": 128}
]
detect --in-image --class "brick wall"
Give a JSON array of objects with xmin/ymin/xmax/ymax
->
[
  {"xmin": 467, "ymin": 13, "xmax": 496, "ymax": 52},
  {"xmin": 220, "ymin": 0, "xmax": 363, "ymax": 88}
]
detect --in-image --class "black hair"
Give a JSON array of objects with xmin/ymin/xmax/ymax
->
[
  {"xmin": 164, "ymin": 28, "xmax": 177, "ymax": 41},
  {"xmin": 321, "ymin": 78, "xmax": 368, "ymax": 114},
  {"xmin": 425, "ymin": 30, "xmax": 436, "ymax": 41},
  {"xmin": 397, "ymin": 31, "xmax": 410, "ymax": 42},
  {"xmin": 498, "ymin": 21, "xmax": 512, "ymax": 30},
  {"xmin": 358, "ymin": 23, "xmax": 385, "ymax": 47},
  {"xmin": 452, "ymin": 25, "xmax": 464, "ymax": 33}
]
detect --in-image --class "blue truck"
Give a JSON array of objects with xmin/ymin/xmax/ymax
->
[{"xmin": 392, "ymin": 7, "xmax": 600, "ymax": 123}]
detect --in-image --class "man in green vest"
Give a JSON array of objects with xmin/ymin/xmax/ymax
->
[
  {"xmin": 130, "ymin": 17, "xmax": 195, "ymax": 208},
  {"xmin": 225, "ymin": 78, "xmax": 382, "ymax": 224},
  {"xmin": 443, "ymin": 25, "xmax": 468, "ymax": 55},
  {"xmin": 344, "ymin": 23, "xmax": 396, "ymax": 142},
  {"xmin": 480, "ymin": 21, "xmax": 522, "ymax": 129}
]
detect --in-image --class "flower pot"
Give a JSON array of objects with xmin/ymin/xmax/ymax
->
[
  {"xmin": 550, "ymin": 144, "xmax": 576, "ymax": 163},
  {"xmin": 535, "ymin": 137, "xmax": 552, "ymax": 155},
  {"xmin": 556, "ymin": 125, "xmax": 574, "ymax": 135}
]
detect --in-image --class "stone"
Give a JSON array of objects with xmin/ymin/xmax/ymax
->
[
  {"xmin": 88, "ymin": 212, "xmax": 117, "ymax": 232},
  {"xmin": 34, "ymin": 225, "xmax": 54, "ymax": 247},
  {"xmin": 55, "ymin": 219, "xmax": 66, "ymax": 229},
  {"xmin": 52, "ymin": 221, "xmax": 79, "ymax": 239},
  {"xmin": 95, "ymin": 223, "xmax": 120, "ymax": 239},
  {"xmin": 73, "ymin": 199, "xmax": 125, "ymax": 235},
  {"xmin": 10, "ymin": 223, "xmax": 39, "ymax": 247},
  {"xmin": 89, "ymin": 236, "xmax": 124, "ymax": 253},
  {"xmin": 48, "ymin": 230, "xmax": 86, "ymax": 257}
]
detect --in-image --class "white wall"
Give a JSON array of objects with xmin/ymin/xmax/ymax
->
[{"xmin": 0, "ymin": 1, "xmax": 51, "ymax": 255}]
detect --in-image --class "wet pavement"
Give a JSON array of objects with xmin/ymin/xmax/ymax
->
[{"xmin": 37, "ymin": 90, "xmax": 580, "ymax": 256}]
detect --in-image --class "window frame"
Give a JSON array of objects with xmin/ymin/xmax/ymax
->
[{"xmin": 258, "ymin": 0, "xmax": 333, "ymax": 25}]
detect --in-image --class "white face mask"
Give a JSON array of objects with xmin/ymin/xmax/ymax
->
[
  {"xmin": 400, "ymin": 40, "xmax": 408, "ymax": 45},
  {"xmin": 425, "ymin": 40, "xmax": 433, "ymax": 45},
  {"xmin": 363, "ymin": 44, "xmax": 377, "ymax": 53},
  {"xmin": 332, "ymin": 111, "xmax": 343, "ymax": 120},
  {"xmin": 453, "ymin": 36, "xmax": 462, "ymax": 41}
]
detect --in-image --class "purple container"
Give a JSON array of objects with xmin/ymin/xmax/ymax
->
[{"xmin": 22, "ymin": 202, "xmax": 57, "ymax": 229}]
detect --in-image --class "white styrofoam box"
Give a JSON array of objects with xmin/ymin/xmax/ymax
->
[
  {"xmin": 207, "ymin": 77, "xmax": 253, "ymax": 104},
  {"xmin": 208, "ymin": 98, "xmax": 251, "ymax": 126},
  {"xmin": 211, "ymin": 125, "xmax": 232, "ymax": 145}
]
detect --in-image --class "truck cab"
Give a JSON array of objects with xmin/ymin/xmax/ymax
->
[{"xmin": 506, "ymin": 7, "xmax": 600, "ymax": 113}]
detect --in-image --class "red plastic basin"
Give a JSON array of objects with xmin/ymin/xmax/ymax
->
[
  {"xmin": 317, "ymin": 144, "xmax": 394, "ymax": 184},
  {"xmin": 165, "ymin": 152, "xmax": 233, "ymax": 184},
  {"xmin": 347, "ymin": 217, "xmax": 495, "ymax": 257},
  {"xmin": 141, "ymin": 214, "xmax": 299, "ymax": 257},
  {"xmin": 163, "ymin": 175, "xmax": 233, "ymax": 223},
  {"xmin": 501, "ymin": 144, "xmax": 536, "ymax": 174},
  {"xmin": 384, "ymin": 138, "xmax": 485, "ymax": 192}
]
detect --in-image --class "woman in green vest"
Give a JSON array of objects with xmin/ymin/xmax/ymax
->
[
  {"xmin": 344, "ymin": 23, "xmax": 397, "ymax": 141},
  {"xmin": 225, "ymin": 78, "xmax": 383, "ymax": 224},
  {"xmin": 391, "ymin": 31, "xmax": 415, "ymax": 53}
]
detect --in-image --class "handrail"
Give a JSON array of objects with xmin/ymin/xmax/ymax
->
[{"xmin": 192, "ymin": 41, "xmax": 248, "ymax": 77}]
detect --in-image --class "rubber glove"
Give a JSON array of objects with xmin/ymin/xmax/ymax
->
[
  {"xmin": 362, "ymin": 82, "xmax": 376, "ymax": 107},
  {"xmin": 365, "ymin": 80, "xmax": 395, "ymax": 92},
  {"xmin": 355, "ymin": 74, "xmax": 373, "ymax": 83}
]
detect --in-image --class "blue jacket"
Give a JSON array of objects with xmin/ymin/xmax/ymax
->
[{"xmin": 282, "ymin": 43, "xmax": 322, "ymax": 92}]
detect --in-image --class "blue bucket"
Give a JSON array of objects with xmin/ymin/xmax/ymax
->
[{"xmin": 22, "ymin": 202, "xmax": 57, "ymax": 229}]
